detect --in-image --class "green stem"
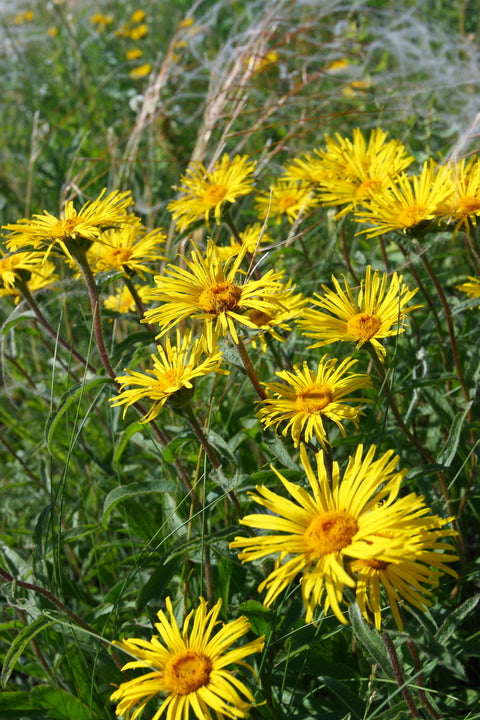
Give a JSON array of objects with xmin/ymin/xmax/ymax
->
[
  {"xmin": 382, "ymin": 633, "xmax": 421, "ymax": 717},
  {"xmin": 17, "ymin": 279, "xmax": 96, "ymax": 375},
  {"xmin": 71, "ymin": 246, "xmax": 116, "ymax": 379},
  {"xmin": 122, "ymin": 274, "xmax": 156, "ymax": 333},
  {"xmin": 235, "ymin": 335, "xmax": 267, "ymax": 400}
]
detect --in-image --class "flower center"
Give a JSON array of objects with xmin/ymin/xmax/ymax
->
[
  {"xmin": 278, "ymin": 196, "xmax": 297, "ymax": 212},
  {"xmin": 304, "ymin": 509, "xmax": 358, "ymax": 556},
  {"xmin": 110, "ymin": 248, "xmax": 132, "ymax": 265},
  {"xmin": 198, "ymin": 281, "xmax": 242, "ymax": 314},
  {"xmin": 360, "ymin": 558, "xmax": 390, "ymax": 571},
  {"xmin": 396, "ymin": 204, "xmax": 427, "ymax": 228},
  {"xmin": 456, "ymin": 196, "xmax": 480, "ymax": 215},
  {"xmin": 347, "ymin": 312, "xmax": 381, "ymax": 340},
  {"xmin": 295, "ymin": 384, "xmax": 332, "ymax": 413},
  {"xmin": 51, "ymin": 217, "xmax": 82, "ymax": 239},
  {"xmin": 249, "ymin": 309, "xmax": 272, "ymax": 326},
  {"xmin": 203, "ymin": 184, "xmax": 228, "ymax": 207},
  {"xmin": 163, "ymin": 650, "xmax": 212, "ymax": 696}
]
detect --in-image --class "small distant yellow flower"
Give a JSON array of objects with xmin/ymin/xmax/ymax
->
[
  {"xmin": 142, "ymin": 241, "xmax": 290, "ymax": 352},
  {"xmin": 130, "ymin": 22, "xmax": 148, "ymax": 39},
  {"xmin": 47, "ymin": 26, "xmax": 59, "ymax": 37},
  {"xmin": 3, "ymin": 189, "xmax": 135, "ymax": 260},
  {"xmin": 178, "ymin": 17, "xmax": 194, "ymax": 29},
  {"xmin": 456, "ymin": 276, "xmax": 480, "ymax": 304},
  {"xmin": 231, "ymin": 444, "xmax": 457, "ymax": 626},
  {"xmin": 103, "ymin": 284, "xmax": 151, "ymax": 314},
  {"xmin": 249, "ymin": 49, "xmax": 279, "ymax": 74},
  {"xmin": 131, "ymin": 10, "xmax": 146, "ymax": 23},
  {"xmin": 325, "ymin": 58, "xmax": 350, "ymax": 72},
  {"xmin": 14, "ymin": 10, "xmax": 34, "ymax": 24},
  {"xmin": 129, "ymin": 63, "xmax": 151, "ymax": 79},
  {"xmin": 90, "ymin": 13, "xmax": 113, "ymax": 29},
  {"xmin": 257, "ymin": 356, "xmax": 372, "ymax": 447},
  {"xmin": 355, "ymin": 161, "xmax": 453, "ymax": 237},
  {"xmin": 87, "ymin": 221, "xmax": 165, "ymax": 277},
  {"xmin": 255, "ymin": 180, "xmax": 319, "ymax": 223},
  {"xmin": 111, "ymin": 329, "xmax": 227, "ymax": 423},
  {"xmin": 110, "ymin": 597, "xmax": 264, "ymax": 720},
  {"xmin": 168, "ymin": 154, "xmax": 257, "ymax": 231},
  {"xmin": 126, "ymin": 48, "xmax": 143, "ymax": 60},
  {"xmin": 342, "ymin": 79, "xmax": 372, "ymax": 97},
  {"xmin": 299, "ymin": 266, "xmax": 420, "ymax": 361}
]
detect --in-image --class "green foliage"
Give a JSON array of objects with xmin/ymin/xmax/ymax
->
[{"xmin": 1, "ymin": 1, "xmax": 480, "ymax": 720}]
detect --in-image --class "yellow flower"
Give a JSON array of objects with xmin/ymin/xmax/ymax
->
[
  {"xmin": 281, "ymin": 153, "xmax": 334, "ymax": 187},
  {"xmin": 256, "ymin": 356, "xmax": 372, "ymax": 447},
  {"xmin": 355, "ymin": 161, "xmax": 453, "ymax": 237},
  {"xmin": 103, "ymin": 284, "xmax": 151, "ymax": 314},
  {"xmin": 131, "ymin": 10, "xmax": 146, "ymax": 23},
  {"xmin": 87, "ymin": 220, "xmax": 165, "ymax": 277},
  {"xmin": 130, "ymin": 23, "xmax": 148, "ymax": 39},
  {"xmin": 129, "ymin": 63, "xmax": 151, "ymax": 79},
  {"xmin": 231, "ymin": 444, "xmax": 457, "ymax": 625},
  {"xmin": 255, "ymin": 180, "xmax": 319, "ymax": 223},
  {"xmin": 299, "ymin": 266, "xmax": 420, "ymax": 361},
  {"xmin": 110, "ymin": 329, "xmax": 227, "ymax": 422},
  {"xmin": 0, "ymin": 250, "xmax": 57, "ymax": 303},
  {"xmin": 215, "ymin": 222, "xmax": 273, "ymax": 262},
  {"xmin": 456, "ymin": 276, "xmax": 480, "ymax": 304},
  {"xmin": 90, "ymin": 13, "xmax": 113, "ymax": 28},
  {"xmin": 440, "ymin": 157, "xmax": 480, "ymax": 235},
  {"xmin": 126, "ymin": 48, "xmax": 143, "ymax": 60},
  {"xmin": 0, "ymin": 249, "xmax": 48, "ymax": 289},
  {"xmin": 3, "ymin": 189, "xmax": 135, "ymax": 259},
  {"xmin": 143, "ymin": 240, "xmax": 290, "ymax": 352},
  {"xmin": 351, "ymin": 526, "xmax": 458, "ymax": 631},
  {"xmin": 14, "ymin": 10, "xmax": 34, "ymax": 24},
  {"xmin": 110, "ymin": 596, "xmax": 264, "ymax": 720},
  {"xmin": 317, "ymin": 128, "xmax": 414, "ymax": 214},
  {"xmin": 248, "ymin": 49, "xmax": 279, "ymax": 75},
  {"xmin": 168, "ymin": 154, "xmax": 257, "ymax": 231},
  {"xmin": 245, "ymin": 281, "xmax": 306, "ymax": 350}
]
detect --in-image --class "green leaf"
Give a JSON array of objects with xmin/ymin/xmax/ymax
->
[
  {"xmin": 262, "ymin": 431, "xmax": 299, "ymax": 470},
  {"xmin": 436, "ymin": 595, "xmax": 480, "ymax": 645},
  {"xmin": 45, "ymin": 377, "xmax": 113, "ymax": 450},
  {"xmin": 136, "ymin": 557, "xmax": 180, "ymax": 612},
  {"xmin": 348, "ymin": 602, "xmax": 394, "ymax": 679},
  {"xmin": 1, "ymin": 691, "xmax": 44, "ymax": 717},
  {"xmin": 30, "ymin": 685, "xmax": 92, "ymax": 720},
  {"xmin": 1, "ymin": 616, "xmax": 56, "ymax": 687},
  {"xmin": 102, "ymin": 478, "xmax": 177, "ymax": 527},
  {"xmin": 437, "ymin": 402, "xmax": 473, "ymax": 466}
]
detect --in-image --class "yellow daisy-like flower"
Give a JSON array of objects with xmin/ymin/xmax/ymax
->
[
  {"xmin": 110, "ymin": 329, "xmax": 227, "ymax": 422},
  {"xmin": 129, "ymin": 63, "xmax": 151, "ymax": 79},
  {"xmin": 168, "ymin": 154, "xmax": 257, "ymax": 231},
  {"xmin": 142, "ymin": 241, "xmax": 290, "ymax": 352},
  {"xmin": 231, "ymin": 444, "xmax": 457, "ymax": 625},
  {"xmin": 3, "ymin": 189, "xmax": 135, "ymax": 258},
  {"xmin": 256, "ymin": 356, "xmax": 372, "ymax": 447},
  {"xmin": 317, "ymin": 128, "xmax": 414, "ymax": 214},
  {"xmin": 110, "ymin": 596, "xmax": 264, "ymax": 720},
  {"xmin": 440, "ymin": 157, "xmax": 480, "ymax": 235},
  {"xmin": 0, "ymin": 249, "xmax": 48, "ymax": 289},
  {"xmin": 355, "ymin": 161, "xmax": 453, "ymax": 237},
  {"xmin": 299, "ymin": 266, "xmax": 420, "ymax": 361},
  {"xmin": 281, "ymin": 153, "xmax": 334, "ymax": 187},
  {"xmin": 351, "ymin": 526, "xmax": 458, "ymax": 631},
  {"xmin": 103, "ymin": 284, "xmax": 152, "ymax": 314},
  {"xmin": 255, "ymin": 180, "xmax": 319, "ymax": 224},
  {"xmin": 0, "ymin": 252, "xmax": 57, "ymax": 304},
  {"xmin": 87, "ymin": 221, "xmax": 166, "ymax": 277},
  {"xmin": 215, "ymin": 223, "xmax": 274, "ymax": 262},
  {"xmin": 246, "ymin": 281, "xmax": 306, "ymax": 350},
  {"xmin": 457, "ymin": 275, "xmax": 480, "ymax": 302}
]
